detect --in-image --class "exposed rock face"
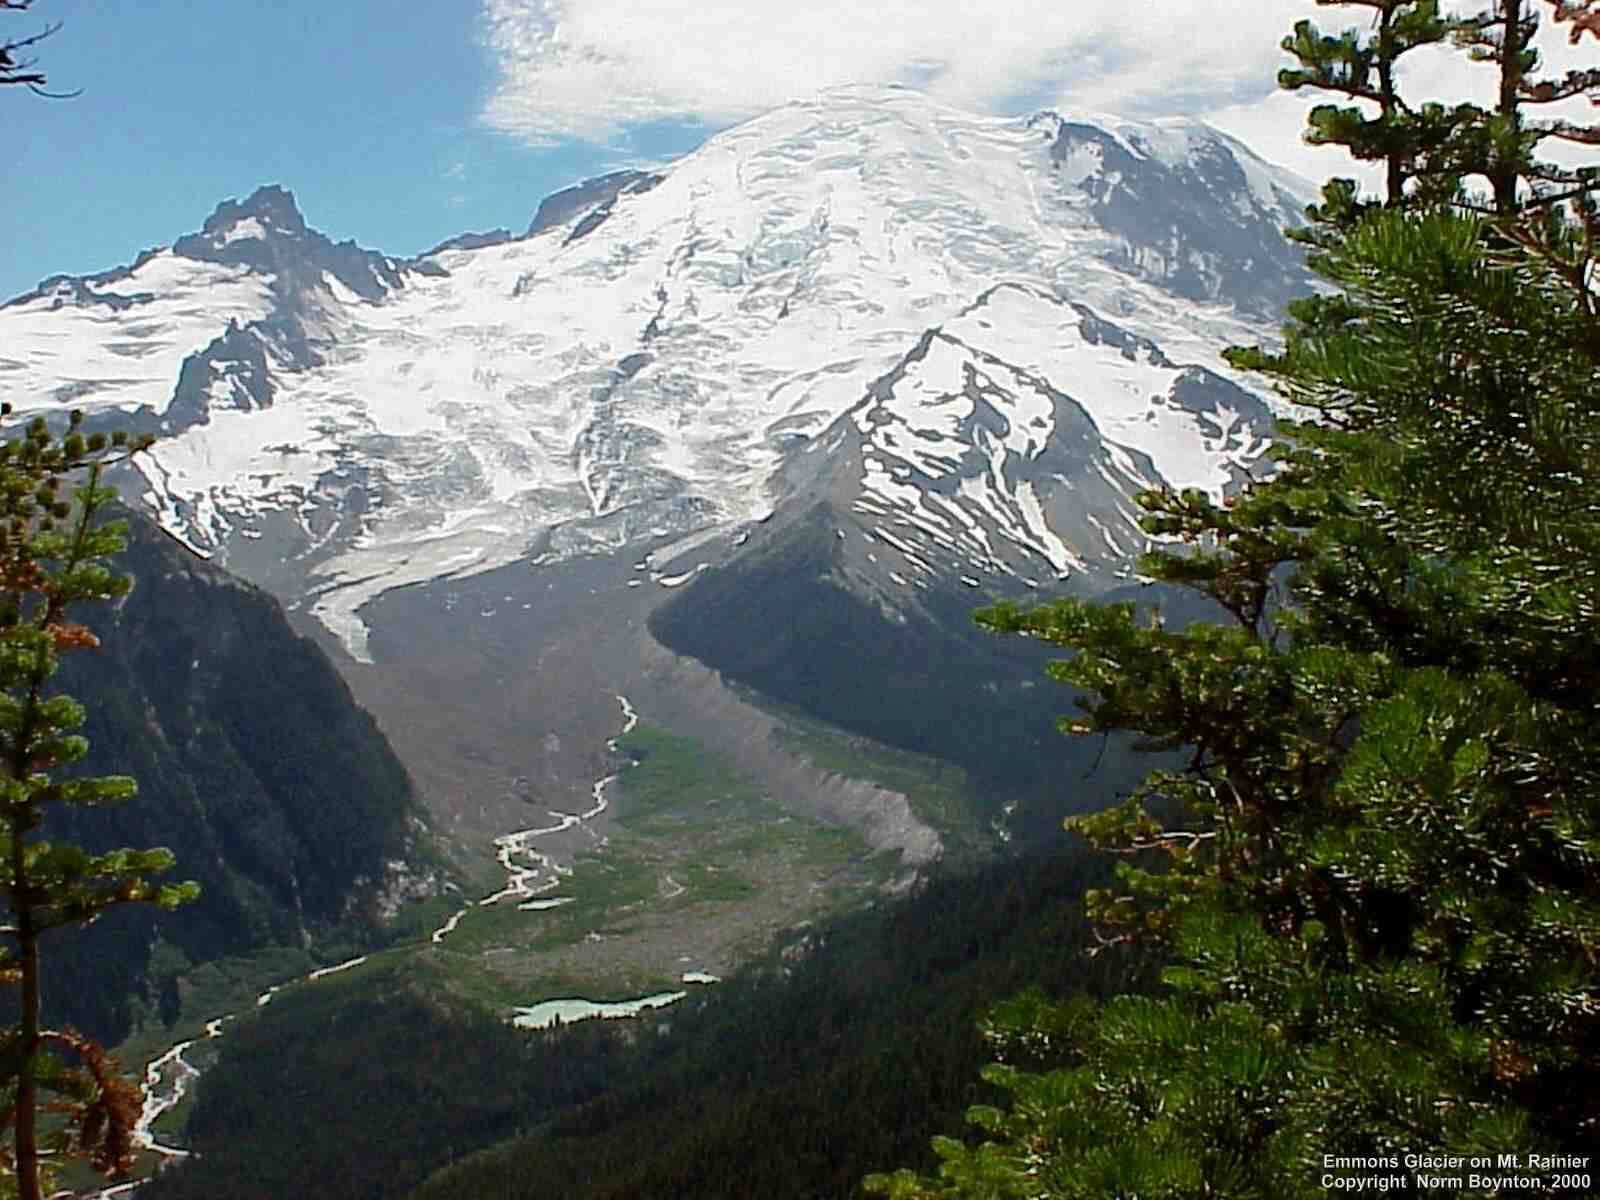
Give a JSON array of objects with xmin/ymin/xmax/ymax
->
[
  {"xmin": 173, "ymin": 184, "xmax": 406, "ymax": 303},
  {"xmin": 413, "ymin": 229, "xmax": 517, "ymax": 260},
  {"xmin": 1037, "ymin": 114, "xmax": 1313, "ymax": 315},
  {"xmin": 524, "ymin": 169, "xmax": 664, "ymax": 237}
]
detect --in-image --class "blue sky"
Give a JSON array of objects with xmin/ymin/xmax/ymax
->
[
  {"xmin": 5, "ymin": 0, "xmax": 1591, "ymax": 303},
  {"xmin": 2, "ymin": 1, "xmax": 705, "ymax": 299}
]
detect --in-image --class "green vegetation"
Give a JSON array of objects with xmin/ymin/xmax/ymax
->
[
  {"xmin": 0, "ymin": 409, "xmax": 198, "ymax": 1199},
  {"xmin": 135, "ymin": 849, "xmax": 1137, "ymax": 1200},
  {"xmin": 113, "ymin": 943, "xmax": 316, "ymax": 1070},
  {"xmin": 648, "ymin": 508, "xmax": 1154, "ymax": 840},
  {"xmin": 611, "ymin": 723, "xmax": 761, "ymax": 826},
  {"xmin": 606, "ymin": 722, "xmax": 893, "ymax": 908},
  {"xmin": 773, "ymin": 716, "xmax": 990, "ymax": 852},
  {"xmin": 677, "ymin": 861, "xmax": 755, "ymax": 901},
  {"xmin": 868, "ymin": 5, "xmax": 1600, "ymax": 1197},
  {"xmin": 375, "ymin": 893, "xmax": 463, "ymax": 948},
  {"xmin": 413, "ymin": 721, "xmax": 892, "ymax": 1018},
  {"xmin": 438, "ymin": 853, "xmax": 657, "ymax": 959},
  {"xmin": 136, "ymin": 956, "xmax": 614, "ymax": 1200},
  {"xmin": 38, "ymin": 502, "xmax": 425, "ymax": 1048}
]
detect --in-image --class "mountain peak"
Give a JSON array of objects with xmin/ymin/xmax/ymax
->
[
  {"xmin": 525, "ymin": 170, "xmax": 663, "ymax": 238},
  {"xmin": 200, "ymin": 184, "xmax": 309, "ymax": 241},
  {"xmin": 169, "ymin": 182, "xmax": 403, "ymax": 307}
]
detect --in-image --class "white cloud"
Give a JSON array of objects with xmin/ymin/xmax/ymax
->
[
  {"xmin": 1204, "ymin": 88, "xmax": 1385, "ymax": 188},
  {"xmin": 480, "ymin": 0, "xmax": 1600, "ymax": 187},
  {"xmin": 479, "ymin": 0, "xmax": 1315, "ymax": 142}
]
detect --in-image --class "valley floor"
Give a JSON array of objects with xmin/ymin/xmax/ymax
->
[{"xmin": 104, "ymin": 688, "xmax": 916, "ymax": 1191}]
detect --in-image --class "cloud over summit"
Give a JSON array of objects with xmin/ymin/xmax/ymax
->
[
  {"xmin": 478, "ymin": 0, "xmax": 1306, "ymax": 144},
  {"xmin": 477, "ymin": 0, "xmax": 1600, "ymax": 189}
]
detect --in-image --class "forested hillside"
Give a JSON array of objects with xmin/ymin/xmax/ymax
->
[
  {"xmin": 648, "ymin": 502, "xmax": 1158, "ymax": 841},
  {"xmin": 135, "ymin": 848, "xmax": 1143, "ymax": 1200},
  {"xmin": 38, "ymin": 509, "xmax": 431, "ymax": 1044}
]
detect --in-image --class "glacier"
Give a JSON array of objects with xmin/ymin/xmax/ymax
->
[{"xmin": 0, "ymin": 83, "xmax": 1315, "ymax": 661}]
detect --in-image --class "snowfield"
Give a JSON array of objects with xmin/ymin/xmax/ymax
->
[{"xmin": 0, "ymin": 84, "xmax": 1309, "ymax": 659}]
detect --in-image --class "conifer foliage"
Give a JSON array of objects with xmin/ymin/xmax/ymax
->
[
  {"xmin": 0, "ymin": 408, "xmax": 198, "ymax": 1200},
  {"xmin": 868, "ymin": 4, "xmax": 1600, "ymax": 1197},
  {"xmin": 1284, "ymin": 0, "xmax": 1600, "ymax": 213},
  {"xmin": 1279, "ymin": 1, "xmax": 1455, "ymax": 203}
]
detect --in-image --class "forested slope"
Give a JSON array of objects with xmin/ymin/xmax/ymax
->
[
  {"xmin": 36, "ymin": 509, "xmax": 430, "ymax": 1044},
  {"xmin": 648, "ymin": 503, "xmax": 1158, "ymax": 842},
  {"xmin": 134, "ymin": 846, "xmax": 1144, "ymax": 1200}
]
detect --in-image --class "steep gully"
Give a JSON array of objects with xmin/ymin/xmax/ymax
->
[{"xmin": 85, "ymin": 695, "xmax": 643, "ymax": 1197}]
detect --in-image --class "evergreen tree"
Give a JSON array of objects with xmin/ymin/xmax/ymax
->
[
  {"xmin": 868, "ymin": 222, "xmax": 1600, "ymax": 1200},
  {"xmin": 1447, "ymin": 0, "xmax": 1600, "ymax": 209},
  {"xmin": 1279, "ymin": 1, "xmax": 1455, "ymax": 204},
  {"xmin": 0, "ymin": 408, "xmax": 197, "ymax": 1200},
  {"xmin": 1282, "ymin": 0, "xmax": 1600, "ymax": 215},
  {"xmin": 867, "ymin": 8, "xmax": 1600, "ymax": 1199}
]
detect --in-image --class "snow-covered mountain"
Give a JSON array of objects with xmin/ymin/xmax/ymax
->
[
  {"xmin": 0, "ymin": 83, "xmax": 1309, "ymax": 664},
  {"xmin": 0, "ymin": 84, "xmax": 1317, "ymax": 848}
]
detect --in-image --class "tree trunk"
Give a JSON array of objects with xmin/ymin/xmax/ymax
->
[
  {"xmin": 1378, "ymin": 5, "xmax": 1405, "ymax": 205},
  {"xmin": 1496, "ymin": 0, "xmax": 1528, "ymax": 213},
  {"xmin": 9, "ymin": 662, "xmax": 48, "ymax": 1200},
  {"xmin": 10, "ymin": 828, "xmax": 39, "ymax": 1200}
]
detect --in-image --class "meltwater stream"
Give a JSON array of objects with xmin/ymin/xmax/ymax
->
[
  {"xmin": 92, "ymin": 693, "xmax": 652, "ymax": 1194},
  {"xmin": 431, "ymin": 692, "xmax": 638, "ymax": 938}
]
